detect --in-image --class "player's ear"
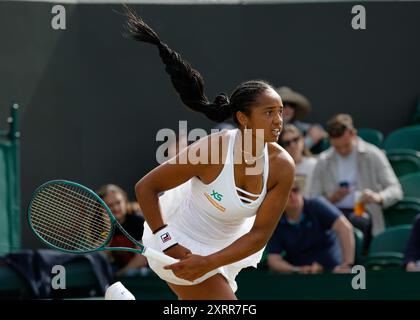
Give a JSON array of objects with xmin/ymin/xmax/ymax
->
[{"xmin": 236, "ymin": 111, "xmax": 248, "ymax": 128}]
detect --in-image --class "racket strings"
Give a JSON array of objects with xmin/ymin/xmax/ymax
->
[
  {"xmin": 30, "ymin": 183, "xmax": 112, "ymax": 252},
  {"xmin": 30, "ymin": 216, "xmax": 94, "ymax": 251},
  {"xmin": 31, "ymin": 201, "xmax": 107, "ymax": 250},
  {"xmin": 33, "ymin": 190, "xmax": 109, "ymax": 236},
  {"xmin": 34, "ymin": 188, "xmax": 110, "ymax": 234},
  {"xmin": 31, "ymin": 195, "xmax": 109, "ymax": 251},
  {"xmin": 54, "ymin": 183, "xmax": 112, "ymax": 233},
  {"xmin": 49, "ymin": 184, "xmax": 112, "ymax": 229},
  {"xmin": 52, "ymin": 184, "xmax": 110, "ymax": 219},
  {"xmin": 31, "ymin": 194, "xmax": 110, "ymax": 251}
]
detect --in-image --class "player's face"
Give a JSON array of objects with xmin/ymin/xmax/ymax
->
[
  {"xmin": 247, "ymin": 88, "xmax": 283, "ymax": 143},
  {"xmin": 104, "ymin": 192, "xmax": 127, "ymax": 222}
]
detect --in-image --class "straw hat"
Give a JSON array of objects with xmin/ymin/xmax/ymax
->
[{"xmin": 277, "ymin": 87, "xmax": 311, "ymax": 120}]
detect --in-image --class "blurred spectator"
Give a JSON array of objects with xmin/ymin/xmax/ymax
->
[
  {"xmin": 267, "ymin": 177, "xmax": 355, "ymax": 274},
  {"xmin": 279, "ymin": 124, "xmax": 317, "ymax": 196},
  {"xmin": 308, "ymin": 114, "xmax": 403, "ymax": 247},
  {"xmin": 404, "ymin": 214, "xmax": 420, "ymax": 272},
  {"xmin": 97, "ymin": 184, "xmax": 148, "ymax": 277},
  {"xmin": 276, "ymin": 86, "xmax": 327, "ymax": 151}
]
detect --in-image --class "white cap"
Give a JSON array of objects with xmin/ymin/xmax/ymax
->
[{"xmin": 105, "ymin": 282, "xmax": 135, "ymax": 300}]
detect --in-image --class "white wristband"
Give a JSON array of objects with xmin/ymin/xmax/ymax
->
[{"xmin": 155, "ymin": 225, "xmax": 178, "ymax": 252}]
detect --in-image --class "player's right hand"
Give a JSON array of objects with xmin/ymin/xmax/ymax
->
[{"xmin": 164, "ymin": 244, "xmax": 192, "ymax": 260}]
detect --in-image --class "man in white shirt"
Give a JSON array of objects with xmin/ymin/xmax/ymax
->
[{"xmin": 309, "ymin": 114, "xmax": 403, "ymax": 247}]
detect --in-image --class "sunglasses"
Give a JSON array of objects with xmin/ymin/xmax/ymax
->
[{"xmin": 281, "ymin": 136, "xmax": 300, "ymax": 147}]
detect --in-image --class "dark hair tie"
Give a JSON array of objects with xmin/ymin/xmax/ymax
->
[{"xmin": 213, "ymin": 93, "xmax": 230, "ymax": 108}]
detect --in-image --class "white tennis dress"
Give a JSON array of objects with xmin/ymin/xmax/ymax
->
[{"xmin": 142, "ymin": 128, "xmax": 269, "ymax": 292}]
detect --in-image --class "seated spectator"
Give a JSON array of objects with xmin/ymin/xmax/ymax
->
[
  {"xmin": 97, "ymin": 184, "xmax": 148, "ymax": 277},
  {"xmin": 276, "ymin": 86, "xmax": 327, "ymax": 151},
  {"xmin": 279, "ymin": 124, "xmax": 317, "ymax": 196},
  {"xmin": 267, "ymin": 177, "xmax": 355, "ymax": 274},
  {"xmin": 309, "ymin": 114, "xmax": 402, "ymax": 248},
  {"xmin": 404, "ymin": 214, "xmax": 420, "ymax": 272}
]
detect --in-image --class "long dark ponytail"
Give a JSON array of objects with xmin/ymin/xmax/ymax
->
[{"xmin": 123, "ymin": 6, "xmax": 274, "ymax": 125}]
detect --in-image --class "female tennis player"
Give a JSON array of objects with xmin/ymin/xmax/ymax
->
[{"xmin": 124, "ymin": 8, "xmax": 295, "ymax": 299}]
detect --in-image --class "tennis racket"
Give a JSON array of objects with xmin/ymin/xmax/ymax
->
[{"xmin": 27, "ymin": 179, "xmax": 178, "ymax": 266}]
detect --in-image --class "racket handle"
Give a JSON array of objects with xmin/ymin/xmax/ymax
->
[{"xmin": 143, "ymin": 247, "xmax": 179, "ymax": 265}]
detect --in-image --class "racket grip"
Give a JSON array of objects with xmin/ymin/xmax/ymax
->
[{"xmin": 143, "ymin": 247, "xmax": 179, "ymax": 265}]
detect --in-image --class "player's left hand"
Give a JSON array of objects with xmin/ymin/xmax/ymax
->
[{"xmin": 163, "ymin": 253, "xmax": 211, "ymax": 281}]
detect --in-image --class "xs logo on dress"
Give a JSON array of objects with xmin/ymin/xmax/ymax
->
[
  {"xmin": 204, "ymin": 190, "xmax": 226, "ymax": 212},
  {"xmin": 211, "ymin": 190, "xmax": 223, "ymax": 201}
]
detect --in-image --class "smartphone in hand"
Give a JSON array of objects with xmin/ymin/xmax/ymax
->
[{"xmin": 339, "ymin": 181, "xmax": 349, "ymax": 189}]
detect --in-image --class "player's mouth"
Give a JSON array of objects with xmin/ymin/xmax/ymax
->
[{"xmin": 271, "ymin": 128, "xmax": 281, "ymax": 138}]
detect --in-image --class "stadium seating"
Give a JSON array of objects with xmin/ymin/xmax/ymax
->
[
  {"xmin": 386, "ymin": 149, "xmax": 420, "ymax": 177},
  {"xmin": 364, "ymin": 225, "xmax": 412, "ymax": 268},
  {"xmin": 382, "ymin": 125, "xmax": 420, "ymax": 151},
  {"xmin": 357, "ymin": 128, "xmax": 384, "ymax": 147},
  {"xmin": 354, "ymin": 227, "xmax": 365, "ymax": 265},
  {"xmin": 384, "ymin": 197, "xmax": 420, "ymax": 227},
  {"xmin": 399, "ymin": 172, "xmax": 420, "ymax": 198}
]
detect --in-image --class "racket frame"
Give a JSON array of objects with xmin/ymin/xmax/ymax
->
[{"xmin": 29, "ymin": 180, "xmax": 149, "ymax": 256}]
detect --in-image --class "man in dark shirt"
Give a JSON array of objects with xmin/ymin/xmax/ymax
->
[{"xmin": 267, "ymin": 177, "xmax": 355, "ymax": 273}]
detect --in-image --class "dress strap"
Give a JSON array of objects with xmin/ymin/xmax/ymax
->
[
  {"xmin": 237, "ymin": 195, "xmax": 254, "ymax": 204},
  {"xmin": 235, "ymin": 186, "xmax": 261, "ymax": 198}
]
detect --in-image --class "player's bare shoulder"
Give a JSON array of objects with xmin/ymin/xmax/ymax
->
[{"xmin": 267, "ymin": 142, "xmax": 295, "ymax": 186}]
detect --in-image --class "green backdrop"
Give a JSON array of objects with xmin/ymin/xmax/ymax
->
[{"xmin": 0, "ymin": 103, "xmax": 20, "ymax": 255}]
